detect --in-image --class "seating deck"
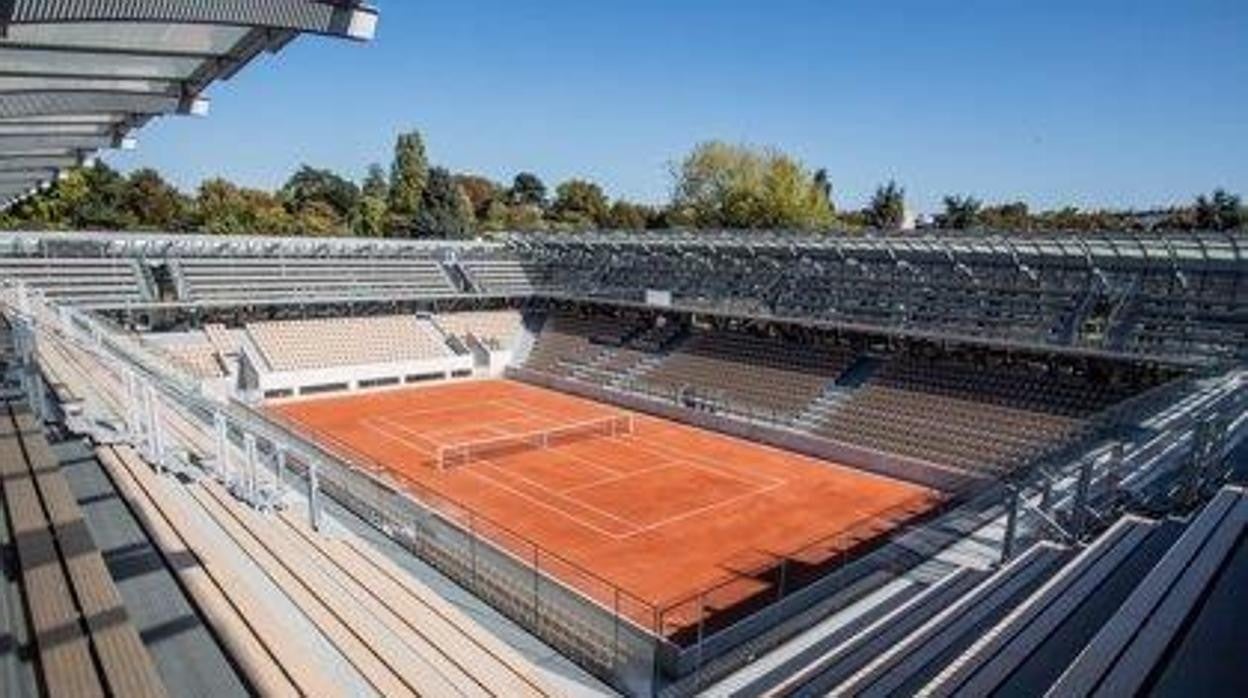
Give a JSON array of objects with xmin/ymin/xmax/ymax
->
[{"xmin": 0, "ymin": 401, "xmax": 167, "ymax": 698}]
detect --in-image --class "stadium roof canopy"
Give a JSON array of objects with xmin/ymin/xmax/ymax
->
[{"xmin": 0, "ymin": 0, "xmax": 378, "ymax": 210}]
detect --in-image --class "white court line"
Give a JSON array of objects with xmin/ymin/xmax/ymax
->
[
  {"xmin": 525, "ymin": 429, "xmax": 789, "ymax": 534},
  {"xmin": 558, "ymin": 461, "xmax": 681, "ymax": 495},
  {"xmin": 360, "ymin": 419, "xmax": 437, "ymax": 459},
  {"xmin": 495, "ymin": 395, "xmax": 782, "ymax": 489},
  {"xmin": 473, "ymin": 460, "xmax": 638, "ymax": 528},
  {"xmin": 377, "ymin": 398, "xmax": 530, "ymax": 423},
  {"xmin": 356, "ymin": 393, "xmax": 802, "ymax": 544},
  {"xmin": 362, "ymin": 416, "xmax": 439, "ymax": 451},
  {"xmin": 621, "ymin": 438, "xmax": 787, "ymax": 489},
  {"xmin": 377, "ymin": 414, "xmax": 540, "ymax": 441},
  {"xmin": 463, "ymin": 467, "xmax": 640, "ymax": 539},
  {"xmin": 624, "ymin": 482, "xmax": 785, "ymax": 536},
  {"xmin": 363, "ymin": 416, "xmax": 645, "ymax": 539},
  {"xmin": 541, "ymin": 444, "xmax": 627, "ymax": 478},
  {"xmin": 639, "ymin": 410, "xmax": 910, "ymax": 486},
  {"xmin": 484, "ymin": 446, "xmax": 621, "ymax": 483},
  {"xmin": 494, "ymin": 440, "xmax": 782, "ymax": 537}
]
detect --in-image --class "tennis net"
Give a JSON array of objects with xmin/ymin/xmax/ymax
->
[{"xmin": 436, "ymin": 414, "xmax": 635, "ymax": 470}]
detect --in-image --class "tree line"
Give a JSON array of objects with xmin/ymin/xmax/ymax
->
[{"xmin": 1, "ymin": 129, "xmax": 1242, "ymax": 236}]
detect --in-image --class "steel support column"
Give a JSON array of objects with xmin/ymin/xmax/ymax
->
[
  {"xmin": 308, "ymin": 458, "xmax": 322, "ymax": 532},
  {"xmin": 1001, "ymin": 484, "xmax": 1020, "ymax": 563},
  {"xmin": 244, "ymin": 432, "xmax": 259, "ymax": 506},
  {"xmin": 214, "ymin": 411, "xmax": 229, "ymax": 482}
]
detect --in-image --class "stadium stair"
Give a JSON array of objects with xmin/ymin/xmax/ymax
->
[
  {"xmin": 827, "ymin": 541, "xmax": 1072, "ymax": 697},
  {"xmin": 758, "ymin": 566, "xmax": 991, "ymax": 697},
  {"xmin": 789, "ymin": 355, "xmax": 876, "ymax": 431},
  {"xmin": 133, "ymin": 260, "xmax": 158, "ymax": 302},
  {"xmin": 509, "ymin": 316, "xmax": 541, "ymax": 365},
  {"xmin": 611, "ymin": 352, "xmax": 667, "ymax": 390},
  {"xmin": 922, "ymin": 515, "xmax": 1185, "ymax": 696},
  {"xmin": 1048, "ymin": 486, "xmax": 1248, "ymax": 696},
  {"xmin": 167, "ymin": 260, "xmax": 191, "ymax": 302},
  {"xmin": 442, "ymin": 260, "xmax": 477, "ymax": 294}
]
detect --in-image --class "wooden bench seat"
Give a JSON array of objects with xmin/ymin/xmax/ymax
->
[{"xmin": 0, "ymin": 402, "xmax": 166, "ymax": 698}]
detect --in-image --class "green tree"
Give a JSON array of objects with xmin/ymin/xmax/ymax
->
[
  {"xmin": 509, "ymin": 172, "xmax": 547, "ymax": 208},
  {"xmin": 352, "ymin": 195, "xmax": 388, "ymax": 237},
  {"xmin": 414, "ymin": 167, "xmax": 474, "ymax": 238},
  {"xmin": 388, "ymin": 131, "xmax": 428, "ymax": 223},
  {"xmin": 814, "ymin": 168, "xmax": 834, "ymax": 210},
  {"xmin": 280, "ymin": 165, "xmax": 360, "ymax": 222},
  {"xmin": 866, "ymin": 180, "xmax": 906, "ymax": 230},
  {"xmin": 362, "ymin": 164, "xmax": 388, "ymax": 198},
  {"xmin": 68, "ymin": 163, "xmax": 135, "ymax": 229},
  {"xmin": 552, "ymin": 179, "xmax": 609, "ymax": 229},
  {"xmin": 979, "ymin": 201, "xmax": 1030, "ymax": 230},
  {"xmin": 353, "ymin": 164, "xmax": 389, "ymax": 237},
  {"xmin": 126, "ymin": 168, "xmax": 190, "ymax": 230},
  {"xmin": 604, "ymin": 200, "xmax": 651, "ymax": 230},
  {"xmin": 670, "ymin": 141, "xmax": 833, "ymax": 230},
  {"xmin": 454, "ymin": 174, "xmax": 503, "ymax": 221},
  {"xmin": 500, "ymin": 203, "xmax": 547, "ymax": 232},
  {"xmin": 937, "ymin": 195, "xmax": 982, "ymax": 230},
  {"xmin": 293, "ymin": 200, "xmax": 344, "ymax": 237},
  {"xmin": 196, "ymin": 178, "xmax": 293, "ymax": 236},
  {"xmin": 1194, "ymin": 189, "xmax": 1242, "ymax": 231}
]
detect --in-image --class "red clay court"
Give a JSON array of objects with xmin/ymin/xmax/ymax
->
[{"xmin": 272, "ymin": 380, "xmax": 938, "ymax": 633}]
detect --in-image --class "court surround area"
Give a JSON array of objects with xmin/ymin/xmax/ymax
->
[{"xmin": 272, "ymin": 380, "xmax": 937, "ymax": 635}]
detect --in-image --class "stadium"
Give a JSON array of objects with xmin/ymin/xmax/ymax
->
[{"xmin": 0, "ymin": 4, "xmax": 1246, "ymax": 698}]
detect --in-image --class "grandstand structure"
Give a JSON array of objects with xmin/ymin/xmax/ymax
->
[
  {"xmin": 0, "ymin": 223, "xmax": 1243, "ymax": 696},
  {"xmin": 0, "ymin": 11, "xmax": 1244, "ymax": 690}
]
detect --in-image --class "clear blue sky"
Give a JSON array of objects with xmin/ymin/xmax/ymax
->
[{"xmin": 106, "ymin": 0, "xmax": 1247, "ymax": 213}]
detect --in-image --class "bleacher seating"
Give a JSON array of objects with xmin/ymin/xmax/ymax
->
[
  {"xmin": 640, "ymin": 331, "xmax": 856, "ymax": 420},
  {"xmin": 1116, "ymin": 271, "xmax": 1248, "ymax": 361},
  {"xmin": 1045, "ymin": 486, "xmax": 1248, "ymax": 697},
  {"xmin": 522, "ymin": 313, "xmax": 642, "ymax": 376},
  {"xmin": 0, "ymin": 257, "xmax": 146, "ymax": 306},
  {"xmin": 178, "ymin": 257, "xmax": 457, "ymax": 304},
  {"xmin": 460, "ymin": 259, "xmax": 553, "ymax": 295},
  {"xmin": 729, "ymin": 486, "xmax": 1248, "ymax": 697},
  {"xmin": 926, "ymin": 516, "xmax": 1184, "ymax": 696},
  {"xmin": 203, "ymin": 323, "xmax": 240, "ymax": 355},
  {"xmin": 246, "ymin": 316, "xmax": 452, "ymax": 371},
  {"xmin": 0, "ymin": 401, "xmax": 168, "ymax": 697},
  {"xmin": 435, "ymin": 310, "xmax": 524, "ymax": 350},
  {"xmin": 513, "ymin": 233, "xmax": 1245, "ymax": 364},
  {"xmin": 758, "ymin": 543, "xmax": 1070, "ymax": 697},
  {"xmin": 164, "ymin": 341, "xmax": 228, "ymax": 380},
  {"xmin": 813, "ymin": 357, "xmax": 1136, "ymax": 476},
  {"xmin": 522, "ymin": 314, "xmax": 1157, "ymax": 478}
]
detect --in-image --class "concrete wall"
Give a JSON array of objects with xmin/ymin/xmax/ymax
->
[{"xmin": 244, "ymin": 341, "xmax": 474, "ymax": 399}]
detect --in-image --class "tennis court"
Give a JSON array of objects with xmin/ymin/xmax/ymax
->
[{"xmin": 272, "ymin": 379, "xmax": 937, "ymax": 634}]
